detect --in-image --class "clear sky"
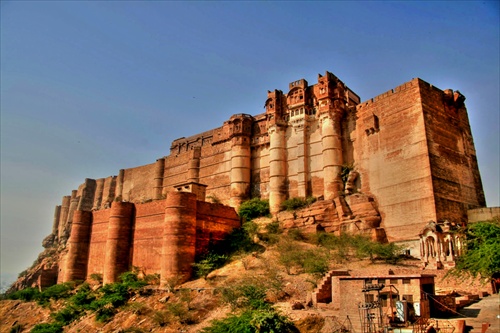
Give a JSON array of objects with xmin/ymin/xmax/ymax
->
[{"xmin": 1, "ymin": 1, "xmax": 499, "ymax": 278}]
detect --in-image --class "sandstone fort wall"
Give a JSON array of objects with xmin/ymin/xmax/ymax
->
[{"xmin": 47, "ymin": 71, "xmax": 485, "ymax": 285}]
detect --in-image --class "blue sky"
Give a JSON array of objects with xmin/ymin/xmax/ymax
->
[{"xmin": 1, "ymin": 1, "xmax": 499, "ymax": 278}]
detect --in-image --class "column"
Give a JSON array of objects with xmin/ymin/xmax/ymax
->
[
  {"xmin": 268, "ymin": 124, "xmax": 287, "ymax": 215},
  {"xmin": 295, "ymin": 123, "xmax": 309, "ymax": 198},
  {"xmin": 154, "ymin": 158, "xmax": 165, "ymax": 199},
  {"xmin": 62, "ymin": 210, "xmax": 92, "ymax": 282},
  {"xmin": 103, "ymin": 201, "xmax": 134, "ymax": 284},
  {"xmin": 161, "ymin": 191, "xmax": 197, "ymax": 286},
  {"xmin": 321, "ymin": 112, "xmax": 343, "ymax": 200},
  {"xmin": 230, "ymin": 137, "xmax": 251, "ymax": 208}
]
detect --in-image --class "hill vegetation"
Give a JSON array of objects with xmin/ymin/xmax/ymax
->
[{"xmin": 1, "ymin": 199, "xmax": 496, "ymax": 333}]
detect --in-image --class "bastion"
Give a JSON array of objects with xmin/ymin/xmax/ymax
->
[{"xmin": 38, "ymin": 71, "xmax": 485, "ymax": 287}]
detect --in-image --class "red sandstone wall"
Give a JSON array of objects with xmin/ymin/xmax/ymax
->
[
  {"xmin": 353, "ymin": 79, "xmax": 437, "ymax": 243},
  {"xmin": 418, "ymin": 81, "xmax": 486, "ymax": 224},
  {"xmin": 195, "ymin": 201, "xmax": 241, "ymax": 256},
  {"xmin": 131, "ymin": 200, "xmax": 165, "ymax": 274},
  {"xmin": 87, "ymin": 209, "xmax": 110, "ymax": 278},
  {"xmin": 122, "ymin": 163, "xmax": 156, "ymax": 203},
  {"xmin": 199, "ymin": 141, "xmax": 232, "ymax": 203},
  {"xmin": 82, "ymin": 197, "xmax": 239, "ymax": 281}
]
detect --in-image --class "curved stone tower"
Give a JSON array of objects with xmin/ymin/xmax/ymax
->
[
  {"xmin": 160, "ymin": 191, "xmax": 197, "ymax": 286},
  {"xmin": 229, "ymin": 114, "xmax": 252, "ymax": 208},
  {"xmin": 103, "ymin": 201, "xmax": 134, "ymax": 284},
  {"xmin": 62, "ymin": 210, "xmax": 92, "ymax": 282}
]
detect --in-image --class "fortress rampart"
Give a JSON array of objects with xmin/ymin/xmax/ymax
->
[
  {"xmin": 57, "ymin": 192, "xmax": 240, "ymax": 285},
  {"xmin": 39, "ymin": 71, "xmax": 485, "ymax": 287}
]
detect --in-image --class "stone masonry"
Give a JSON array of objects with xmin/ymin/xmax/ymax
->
[{"xmin": 43, "ymin": 71, "xmax": 485, "ymax": 285}]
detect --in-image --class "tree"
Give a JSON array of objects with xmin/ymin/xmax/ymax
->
[{"xmin": 451, "ymin": 220, "xmax": 500, "ymax": 280}]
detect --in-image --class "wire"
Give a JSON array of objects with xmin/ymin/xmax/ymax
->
[{"xmin": 420, "ymin": 288, "xmax": 469, "ymax": 318}]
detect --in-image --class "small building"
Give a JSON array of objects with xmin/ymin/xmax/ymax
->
[{"xmin": 314, "ymin": 271, "xmax": 435, "ymax": 333}]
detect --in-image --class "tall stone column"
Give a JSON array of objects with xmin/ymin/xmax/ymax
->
[
  {"xmin": 321, "ymin": 112, "xmax": 343, "ymax": 200},
  {"xmin": 230, "ymin": 137, "xmax": 251, "ymax": 208},
  {"xmin": 103, "ymin": 201, "xmax": 134, "ymax": 284},
  {"xmin": 187, "ymin": 147, "xmax": 201, "ymax": 184},
  {"xmin": 51, "ymin": 206, "xmax": 61, "ymax": 241},
  {"xmin": 154, "ymin": 158, "xmax": 165, "ymax": 199},
  {"xmin": 160, "ymin": 191, "xmax": 197, "ymax": 286},
  {"xmin": 269, "ymin": 124, "xmax": 287, "ymax": 215},
  {"xmin": 295, "ymin": 123, "xmax": 309, "ymax": 198},
  {"xmin": 92, "ymin": 178, "xmax": 105, "ymax": 210},
  {"xmin": 57, "ymin": 195, "xmax": 71, "ymax": 241},
  {"xmin": 62, "ymin": 210, "xmax": 92, "ymax": 282},
  {"xmin": 116, "ymin": 169, "xmax": 125, "ymax": 200}
]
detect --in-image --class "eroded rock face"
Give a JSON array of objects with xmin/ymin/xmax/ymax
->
[{"xmin": 278, "ymin": 192, "xmax": 386, "ymax": 242}]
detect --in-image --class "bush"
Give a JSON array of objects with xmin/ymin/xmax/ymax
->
[
  {"xmin": 119, "ymin": 271, "xmax": 147, "ymax": 289},
  {"xmin": 51, "ymin": 304, "xmax": 82, "ymax": 325},
  {"xmin": 238, "ymin": 198, "xmax": 270, "ymax": 222},
  {"xmin": 201, "ymin": 309, "xmax": 298, "ymax": 333},
  {"xmin": 30, "ymin": 323, "xmax": 63, "ymax": 333},
  {"xmin": 219, "ymin": 279, "xmax": 269, "ymax": 310},
  {"xmin": 192, "ymin": 253, "xmax": 229, "ymax": 279},
  {"xmin": 280, "ymin": 197, "xmax": 316, "ymax": 212},
  {"xmin": 7, "ymin": 287, "xmax": 40, "ymax": 302},
  {"xmin": 70, "ymin": 283, "xmax": 95, "ymax": 308},
  {"xmin": 37, "ymin": 282, "xmax": 74, "ymax": 305}
]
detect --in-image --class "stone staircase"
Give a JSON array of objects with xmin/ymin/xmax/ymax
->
[{"xmin": 312, "ymin": 269, "xmax": 350, "ymax": 306}]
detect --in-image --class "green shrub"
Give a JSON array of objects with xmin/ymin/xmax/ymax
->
[
  {"xmin": 69, "ymin": 283, "xmax": 95, "ymax": 308},
  {"xmin": 193, "ymin": 253, "xmax": 228, "ymax": 279},
  {"xmin": 37, "ymin": 282, "xmax": 74, "ymax": 305},
  {"xmin": 238, "ymin": 198, "xmax": 270, "ymax": 222},
  {"xmin": 119, "ymin": 271, "xmax": 147, "ymax": 289},
  {"xmin": 201, "ymin": 309, "xmax": 297, "ymax": 333},
  {"xmin": 7, "ymin": 287, "xmax": 40, "ymax": 302},
  {"xmin": 302, "ymin": 250, "xmax": 329, "ymax": 276},
  {"xmin": 219, "ymin": 277, "xmax": 270, "ymax": 311},
  {"xmin": 30, "ymin": 323, "xmax": 63, "ymax": 333},
  {"xmin": 51, "ymin": 304, "xmax": 82, "ymax": 325},
  {"xmin": 280, "ymin": 197, "xmax": 317, "ymax": 212}
]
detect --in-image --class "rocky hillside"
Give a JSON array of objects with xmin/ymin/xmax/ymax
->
[{"xmin": 1, "ymin": 224, "xmax": 491, "ymax": 333}]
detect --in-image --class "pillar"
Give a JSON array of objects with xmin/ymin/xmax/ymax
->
[
  {"xmin": 57, "ymin": 196, "xmax": 71, "ymax": 240},
  {"xmin": 187, "ymin": 148, "xmax": 201, "ymax": 183},
  {"xmin": 230, "ymin": 137, "xmax": 251, "ymax": 208},
  {"xmin": 269, "ymin": 124, "xmax": 287, "ymax": 215},
  {"xmin": 62, "ymin": 210, "xmax": 92, "ymax": 282},
  {"xmin": 154, "ymin": 158, "xmax": 165, "ymax": 200},
  {"xmin": 321, "ymin": 112, "xmax": 343, "ymax": 200},
  {"xmin": 116, "ymin": 169, "xmax": 125, "ymax": 200},
  {"xmin": 160, "ymin": 191, "xmax": 197, "ymax": 286},
  {"xmin": 92, "ymin": 178, "xmax": 105, "ymax": 210},
  {"xmin": 77, "ymin": 178, "xmax": 96, "ymax": 211},
  {"xmin": 51, "ymin": 205, "xmax": 61, "ymax": 241},
  {"xmin": 103, "ymin": 201, "xmax": 134, "ymax": 284},
  {"xmin": 296, "ymin": 124, "xmax": 309, "ymax": 198}
]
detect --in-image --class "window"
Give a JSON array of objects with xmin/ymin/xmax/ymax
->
[
  {"xmin": 402, "ymin": 278, "xmax": 411, "ymax": 285},
  {"xmin": 380, "ymin": 294, "xmax": 398, "ymax": 307},
  {"xmin": 378, "ymin": 279, "xmax": 386, "ymax": 285},
  {"xmin": 365, "ymin": 294, "xmax": 375, "ymax": 302},
  {"xmin": 390, "ymin": 279, "xmax": 398, "ymax": 285}
]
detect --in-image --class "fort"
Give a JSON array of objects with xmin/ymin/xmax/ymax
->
[{"xmin": 27, "ymin": 71, "xmax": 490, "ymax": 289}]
